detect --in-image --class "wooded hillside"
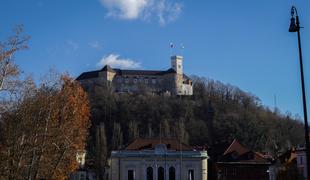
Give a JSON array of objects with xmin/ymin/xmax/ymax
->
[{"xmin": 87, "ymin": 76, "xmax": 305, "ymax": 167}]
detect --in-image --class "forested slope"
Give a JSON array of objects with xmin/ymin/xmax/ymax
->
[{"xmin": 86, "ymin": 76, "xmax": 304, "ymax": 163}]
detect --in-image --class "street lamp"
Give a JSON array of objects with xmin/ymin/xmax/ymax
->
[{"xmin": 289, "ymin": 5, "xmax": 310, "ymax": 178}]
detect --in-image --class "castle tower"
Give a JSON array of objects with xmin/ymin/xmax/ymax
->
[
  {"xmin": 171, "ymin": 55, "xmax": 184, "ymax": 95},
  {"xmin": 171, "ymin": 55, "xmax": 183, "ymax": 75},
  {"xmin": 100, "ymin": 65, "xmax": 116, "ymax": 82}
]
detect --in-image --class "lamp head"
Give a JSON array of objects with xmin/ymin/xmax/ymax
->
[
  {"xmin": 289, "ymin": 6, "xmax": 299, "ymax": 32},
  {"xmin": 289, "ymin": 17, "xmax": 298, "ymax": 32}
]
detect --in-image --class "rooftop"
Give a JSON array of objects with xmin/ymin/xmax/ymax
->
[
  {"xmin": 126, "ymin": 138, "xmax": 194, "ymax": 151},
  {"xmin": 218, "ymin": 139, "xmax": 271, "ymax": 164},
  {"xmin": 76, "ymin": 65, "xmax": 191, "ymax": 81}
]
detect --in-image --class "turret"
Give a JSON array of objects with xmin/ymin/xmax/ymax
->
[
  {"xmin": 100, "ymin": 65, "xmax": 116, "ymax": 82},
  {"xmin": 171, "ymin": 55, "xmax": 183, "ymax": 75}
]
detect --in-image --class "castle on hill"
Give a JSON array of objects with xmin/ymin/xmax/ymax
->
[{"xmin": 77, "ymin": 55, "xmax": 193, "ymax": 95}]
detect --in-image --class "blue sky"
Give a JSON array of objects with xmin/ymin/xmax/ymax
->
[{"xmin": 0, "ymin": 0, "xmax": 309, "ymax": 117}]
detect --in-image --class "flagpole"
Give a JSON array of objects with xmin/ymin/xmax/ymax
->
[{"xmin": 180, "ymin": 43, "xmax": 184, "ymax": 57}]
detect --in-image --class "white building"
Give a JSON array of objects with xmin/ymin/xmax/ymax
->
[{"xmin": 108, "ymin": 138, "xmax": 209, "ymax": 180}]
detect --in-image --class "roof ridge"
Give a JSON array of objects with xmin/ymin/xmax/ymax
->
[
  {"xmin": 223, "ymin": 139, "xmax": 249, "ymax": 155},
  {"xmin": 223, "ymin": 139, "xmax": 237, "ymax": 155}
]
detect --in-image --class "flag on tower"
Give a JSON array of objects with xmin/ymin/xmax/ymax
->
[{"xmin": 170, "ymin": 43, "xmax": 174, "ymax": 48}]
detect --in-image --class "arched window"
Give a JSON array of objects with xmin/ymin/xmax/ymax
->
[
  {"xmin": 158, "ymin": 167, "xmax": 164, "ymax": 180},
  {"xmin": 169, "ymin": 167, "xmax": 176, "ymax": 180},
  {"xmin": 147, "ymin": 167, "xmax": 153, "ymax": 180}
]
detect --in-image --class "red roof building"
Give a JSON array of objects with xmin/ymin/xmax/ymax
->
[{"xmin": 215, "ymin": 139, "xmax": 271, "ymax": 180}]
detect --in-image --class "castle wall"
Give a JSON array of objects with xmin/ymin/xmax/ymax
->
[
  {"xmin": 79, "ymin": 73, "xmax": 193, "ymax": 96},
  {"xmin": 182, "ymin": 84, "xmax": 193, "ymax": 95},
  {"xmin": 112, "ymin": 74, "xmax": 176, "ymax": 94},
  {"xmin": 162, "ymin": 73, "xmax": 177, "ymax": 94},
  {"xmin": 175, "ymin": 74, "xmax": 184, "ymax": 95}
]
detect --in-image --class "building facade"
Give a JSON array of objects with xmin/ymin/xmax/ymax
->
[
  {"xmin": 77, "ymin": 56, "xmax": 193, "ymax": 96},
  {"xmin": 108, "ymin": 138, "xmax": 208, "ymax": 180}
]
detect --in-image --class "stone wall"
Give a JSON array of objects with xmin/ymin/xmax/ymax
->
[{"xmin": 111, "ymin": 74, "xmax": 176, "ymax": 94}]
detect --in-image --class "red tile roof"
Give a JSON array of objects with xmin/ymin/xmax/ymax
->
[
  {"xmin": 223, "ymin": 139, "xmax": 249, "ymax": 156},
  {"xmin": 126, "ymin": 138, "xmax": 194, "ymax": 151},
  {"xmin": 220, "ymin": 139, "xmax": 269, "ymax": 163}
]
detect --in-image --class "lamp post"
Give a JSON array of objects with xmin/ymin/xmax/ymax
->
[{"xmin": 289, "ymin": 6, "xmax": 310, "ymax": 178}]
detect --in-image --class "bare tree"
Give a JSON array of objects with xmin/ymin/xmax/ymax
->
[
  {"xmin": 0, "ymin": 25, "xmax": 30, "ymax": 93},
  {"xmin": 96, "ymin": 122, "xmax": 108, "ymax": 180}
]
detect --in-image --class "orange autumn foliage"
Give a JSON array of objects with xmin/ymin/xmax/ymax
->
[{"xmin": 0, "ymin": 75, "xmax": 90, "ymax": 180}]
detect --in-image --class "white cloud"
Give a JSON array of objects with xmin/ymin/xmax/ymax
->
[
  {"xmin": 101, "ymin": 0, "xmax": 148, "ymax": 19},
  {"xmin": 99, "ymin": 0, "xmax": 182, "ymax": 25},
  {"xmin": 155, "ymin": 0, "xmax": 182, "ymax": 25},
  {"xmin": 89, "ymin": 41, "xmax": 103, "ymax": 50},
  {"xmin": 97, "ymin": 54, "xmax": 141, "ymax": 69}
]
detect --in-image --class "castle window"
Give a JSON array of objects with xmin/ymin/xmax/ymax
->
[
  {"xmin": 125, "ymin": 77, "xmax": 129, "ymax": 83},
  {"xmin": 152, "ymin": 79, "xmax": 156, "ymax": 84},
  {"xmin": 134, "ymin": 79, "xmax": 138, "ymax": 83},
  {"xmin": 178, "ymin": 65, "xmax": 181, "ymax": 69},
  {"xmin": 145, "ymin": 79, "xmax": 148, "ymax": 84}
]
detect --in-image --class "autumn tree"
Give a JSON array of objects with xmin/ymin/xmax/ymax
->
[{"xmin": 0, "ymin": 75, "xmax": 90, "ymax": 180}]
